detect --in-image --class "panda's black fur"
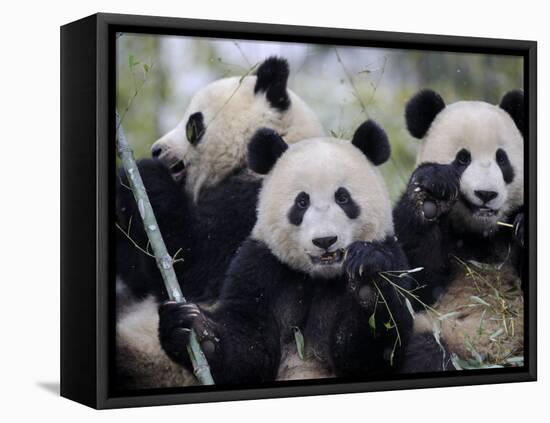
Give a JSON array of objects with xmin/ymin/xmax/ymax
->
[
  {"xmin": 394, "ymin": 90, "xmax": 525, "ymax": 373},
  {"xmin": 158, "ymin": 121, "xmax": 414, "ymax": 384},
  {"xmin": 116, "ymin": 160, "xmax": 262, "ymax": 303},
  {"xmin": 116, "ymin": 57, "xmax": 295, "ymax": 304}
]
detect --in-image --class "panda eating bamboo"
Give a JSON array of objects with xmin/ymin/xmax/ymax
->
[
  {"xmin": 394, "ymin": 89, "xmax": 525, "ymax": 372},
  {"xmin": 158, "ymin": 120, "xmax": 414, "ymax": 383}
]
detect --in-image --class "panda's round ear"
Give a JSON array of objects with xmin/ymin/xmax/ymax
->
[
  {"xmin": 248, "ymin": 128, "xmax": 289, "ymax": 175},
  {"xmin": 499, "ymin": 90, "xmax": 524, "ymax": 137},
  {"xmin": 254, "ymin": 56, "xmax": 291, "ymax": 111},
  {"xmin": 351, "ymin": 120, "xmax": 391, "ymax": 166},
  {"xmin": 405, "ymin": 89, "xmax": 446, "ymax": 139}
]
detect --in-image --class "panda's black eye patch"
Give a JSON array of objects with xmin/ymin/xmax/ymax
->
[
  {"xmin": 455, "ymin": 148, "xmax": 471, "ymax": 167},
  {"xmin": 186, "ymin": 112, "xmax": 205, "ymax": 145},
  {"xmin": 335, "ymin": 187, "xmax": 360, "ymax": 219},
  {"xmin": 496, "ymin": 148, "xmax": 515, "ymax": 184},
  {"xmin": 288, "ymin": 192, "xmax": 310, "ymax": 226}
]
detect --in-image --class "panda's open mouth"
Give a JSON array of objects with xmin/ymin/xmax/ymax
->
[
  {"xmin": 473, "ymin": 207, "xmax": 498, "ymax": 218},
  {"xmin": 309, "ymin": 249, "xmax": 344, "ymax": 266},
  {"xmin": 169, "ymin": 160, "xmax": 186, "ymax": 180},
  {"xmin": 460, "ymin": 197, "xmax": 498, "ymax": 218}
]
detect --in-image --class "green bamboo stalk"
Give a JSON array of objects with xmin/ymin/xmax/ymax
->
[{"xmin": 115, "ymin": 112, "xmax": 215, "ymax": 385}]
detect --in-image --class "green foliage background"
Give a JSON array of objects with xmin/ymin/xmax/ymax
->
[{"xmin": 117, "ymin": 33, "xmax": 523, "ymax": 202}]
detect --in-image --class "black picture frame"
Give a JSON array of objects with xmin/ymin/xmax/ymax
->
[{"xmin": 60, "ymin": 12, "xmax": 537, "ymax": 409}]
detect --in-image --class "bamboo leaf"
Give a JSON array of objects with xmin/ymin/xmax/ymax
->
[
  {"xmin": 293, "ymin": 327, "xmax": 305, "ymax": 360},
  {"xmin": 404, "ymin": 298, "xmax": 416, "ymax": 319},
  {"xmin": 396, "ymin": 267, "xmax": 424, "ymax": 277},
  {"xmin": 431, "ymin": 319, "xmax": 447, "ymax": 369},
  {"xmin": 438, "ymin": 311, "xmax": 461, "ymax": 320},
  {"xmin": 368, "ymin": 313, "xmax": 376, "ymax": 330},
  {"xmin": 470, "ymin": 295, "xmax": 491, "ymax": 306},
  {"xmin": 128, "ymin": 54, "xmax": 139, "ymax": 68},
  {"xmin": 489, "ymin": 328, "xmax": 504, "ymax": 340}
]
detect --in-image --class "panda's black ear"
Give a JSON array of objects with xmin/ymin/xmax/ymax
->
[
  {"xmin": 254, "ymin": 56, "xmax": 291, "ymax": 111},
  {"xmin": 405, "ymin": 89, "xmax": 446, "ymax": 139},
  {"xmin": 351, "ymin": 120, "xmax": 391, "ymax": 166},
  {"xmin": 248, "ymin": 128, "xmax": 289, "ymax": 174},
  {"xmin": 499, "ymin": 90, "xmax": 524, "ymax": 137}
]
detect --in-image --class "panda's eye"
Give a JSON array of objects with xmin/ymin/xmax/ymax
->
[
  {"xmin": 295, "ymin": 192, "xmax": 310, "ymax": 209},
  {"xmin": 185, "ymin": 112, "xmax": 205, "ymax": 145},
  {"xmin": 335, "ymin": 188, "xmax": 350, "ymax": 205},
  {"xmin": 456, "ymin": 149, "xmax": 471, "ymax": 166},
  {"xmin": 496, "ymin": 148, "xmax": 509, "ymax": 165}
]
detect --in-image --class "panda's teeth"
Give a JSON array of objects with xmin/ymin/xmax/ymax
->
[
  {"xmin": 315, "ymin": 249, "xmax": 344, "ymax": 265},
  {"xmin": 170, "ymin": 160, "xmax": 185, "ymax": 173}
]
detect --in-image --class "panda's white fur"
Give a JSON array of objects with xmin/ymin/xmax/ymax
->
[
  {"xmin": 417, "ymin": 101, "xmax": 523, "ymax": 234},
  {"xmin": 252, "ymin": 137, "xmax": 394, "ymax": 279},
  {"xmin": 152, "ymin": 76, "xmax": 324, "ymax": 201},
  {"xmin": 116, "ymin": 295, "xmax": 197, "ymax": 389},
  {"xmin": 276, "ymin": 345, "xmax": 334, "ymax": 381}
]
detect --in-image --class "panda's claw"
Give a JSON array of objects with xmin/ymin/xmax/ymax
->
[
  {"xmin": 159, "ymin": 301, "xmax": 220, "ymax": 366},
  {"xmin": 344, "ymin": 241, "xmax": 394, "ymax": 298},
  {"xmin": 513, "ymin": 212, "xmax": 525, "ymax": 248},
  {"xmin": 408, "ymin": 163, "xmax": 460, "ymax": 221}
]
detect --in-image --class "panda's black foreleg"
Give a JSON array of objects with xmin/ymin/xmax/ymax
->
[
  {"xmin": 400, "ymin": 331, "xmax": 451, "ymax": 373},
  {"xmin": 393, "ymin": 162, "xmax": 461, "ymax": 308},
  {"xmin": 511, "ymin": 209, "xmax": 524, "ymax": 249},
  {"xmin": 331, "ymin": 238, "xmax": 413, "ymax": 376},
  {"xmin": 393, "ymin": 162, "xmax": 460, "ymax": 231},
  {"xmin": 166, "ymin": 239, "xmax": 284, "ymax": 384},
  {"xmin": 507, "ymin": 207, "xmax": 526, "ymax": 285},
  {"xmin": 158, "ymin": 299, "xmax": 281, "ymax": 384}
]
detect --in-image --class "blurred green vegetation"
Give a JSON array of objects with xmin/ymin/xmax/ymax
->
[{"xmin": 117, "ymin": 33, "xmax": 523, "ymax": 202}]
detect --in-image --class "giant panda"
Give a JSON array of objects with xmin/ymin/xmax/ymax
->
[
  {"xmin": 393, "ymin": 89, "xmax": 525, "ymax": 372},
  {"xmin": 115, "ymin": 56, "xmax": 324, "ymax": 390},
  {"xmin": 117, "ymin": 56, "xmax": 324, "ymax": 302},
  {"xmin": 158, "ymin": 121, "xmax": 414, "ymax": 384}
]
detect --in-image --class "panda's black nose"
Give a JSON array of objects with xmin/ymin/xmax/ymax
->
[
  {"xmin": 474, "ymin": 190, "xmax": 498, "ymax": 203},
  {"xmin": 151, "ymin": 145, "xmax": 163, "ymax": 158},
  {"xmin": 312, "ymin": 236, "xmax": 338, "ymax": 250}
]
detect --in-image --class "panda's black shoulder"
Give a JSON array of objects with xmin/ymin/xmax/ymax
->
[
  {"xmin": 196, "ymin": 171, "xmax": 262, "ymax": 239},
  {"xmin": 221, "ymin": 238, "xmax": 290, "ymax": 300},
  {"xmin": 227, "ymin": 238, "xmax": 284, "ymax": 277},
  {"xmin": 199, "ymin": 171, "xmax": 262, "ymax": 208}
]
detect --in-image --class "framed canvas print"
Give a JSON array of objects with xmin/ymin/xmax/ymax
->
[{"xmin": 60, "ymin": 13, "xmax": 537, "ymax": 409}]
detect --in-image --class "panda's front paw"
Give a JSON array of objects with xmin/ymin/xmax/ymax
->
[
  {"xmin": 408, "ymin": 163, "xmax": 460, "ymax": 221},
  {"xmin": 513, "ymin": 212, "xmax": 525, "ymax": 248},
  {"xmin": 344, "ymin": 241, "xmax": 394, "ymax": 305},
  {"xmin": 158, "ymin": 302, "xmax": 220, "ymax": 368}
]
